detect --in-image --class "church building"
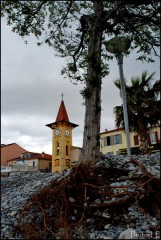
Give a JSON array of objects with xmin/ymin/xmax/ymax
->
[{"xmin": 46, "ymin": 97, "xmax": 79, "ymax": 173}]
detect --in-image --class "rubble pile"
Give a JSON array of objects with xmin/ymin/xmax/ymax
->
[{"xmin": 1, "ymin": 153, "xmax": 160, "ymax": 239}]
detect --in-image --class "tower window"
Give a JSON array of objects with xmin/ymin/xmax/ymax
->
[
  {"xmin": 66, "ymin": 159, "xmax": 70, "ymax": 167},
  {"xmin": 66, "ymin": 145, "xmax": 69, "ymax": 155},
  {"xmin": 56, "ymin": 142, "xmax": 60, "ymax": 155},
  {"xmin": 55, "ymin": 159, "xmax": 60, "ymax": 166}
]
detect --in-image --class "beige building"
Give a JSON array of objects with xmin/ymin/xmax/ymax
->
[
  {"xmin": 100, "ymin": 127, "xmax": 160, "ymax": 155},
  {"xmin": 71, "ymin": 146, "xmax": 81, "ymax": 166},
  {"xmin": 7, "ymin": 152, "xmax": 52, "ymax": 172}
]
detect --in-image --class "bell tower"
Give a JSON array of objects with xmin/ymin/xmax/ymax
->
[{"xmin": 46, "ymin": 95, "xmax": 78, "ymax": 173}]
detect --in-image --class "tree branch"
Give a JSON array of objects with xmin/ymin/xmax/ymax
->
[
  {"xmin": 102, "ymin": 0, "xmax": 160, "ymax": 32},
  {"xmin": 22, "ymin": 1, "xmax": 48, "ymax": 15},
  {"xmin": 72, "ymin": 31, "xmax": 86, "ymax": 71},
  {"xmin": 72, "ymin": 14, "xmax": 91, "ymax": 71},
  {"xmin": 43, "ymin": 1, "xmax": 73, "ymax": 44},
  {"xmin": 121, "ymin": 18, "xmax": 160, "ymax": 56},
  {"xmin": 54, "ymin": 0, "xmax": 73, "ymax": 31}
]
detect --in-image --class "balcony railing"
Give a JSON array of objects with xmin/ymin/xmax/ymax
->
[{"xmin": 1, "ymin": 165, "xmax": 38, "ymax": 173}]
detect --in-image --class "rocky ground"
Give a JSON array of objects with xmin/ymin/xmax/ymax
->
[{"xmin": 1, "ymin": 153, "xmax": 160, "ymax": 239}]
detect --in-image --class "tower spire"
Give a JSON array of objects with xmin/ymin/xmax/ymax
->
[
  {"xmin": 46, "ymin": 97, "xmax": 79, "ymax": 129},
  {"xmin": 56, "ymin": 99, "xmax": 69, "ymax": 122}
]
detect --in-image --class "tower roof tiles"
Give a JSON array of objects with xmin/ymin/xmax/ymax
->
[{"xmin": 56, "ymin": 100, "xmax": 69, "ymax": 122}]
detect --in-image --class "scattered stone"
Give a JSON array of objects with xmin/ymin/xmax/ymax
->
[
  {"xmin": 102, "ymin": 212, "xmax": 111, "ymax": 219},
  {"xmin": 94, "ymin": 198, "xmax": 101, "ymax": 204},
  {"xmin": 141, "ymin": 224, "xmax": 150, "ymax": 230},
  {"xmin": 69, "ymin": 197, "xmax": 76, "ymax": 203},
  {"xmin": 119, "ymin": 228, "xmax": 138, "ymax": 239},
  {"xmin": 104, "ymin": 224, "xmax": 111, "ymax": 230}
]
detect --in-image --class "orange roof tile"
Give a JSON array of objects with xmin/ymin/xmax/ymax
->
[
  {"xmin": 56, "ymin": 100, "xmax": 69, "ymax": 122},
  {"xmin": 7, "ymin": 153, "xmax": 52, "ymax": 162},
  {"xmin": 100, "ymin": 128, "xmax": 124, "ymax": 134},
  {"xmin": 27, "ymin": 153, "xmax": 52, "ymax": 160}
]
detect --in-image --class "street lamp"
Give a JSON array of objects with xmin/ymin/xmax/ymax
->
[{"xmin": 105, "ymin": 36, "xmax": 131, "ymax": 157}]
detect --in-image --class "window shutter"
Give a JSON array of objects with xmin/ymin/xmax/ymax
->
[
  {"xmin": 115, "ymin": 134, "xmax": 122, "ymax": 144},
  {"xmin": 134, "ymin": 135, "xmax": 139, "ymax": 145},
  {"xmin": 103, "ymin": 137, "xmax": 107, "ymax": 146},
  {"xmin": 147, "ymin": 133, "xmax": 151, "ymax": 145},
  {"xmin": 110, "ymin": 135, "xmax": 115, "ymax": 145},
  {"xmin": 155, "ymin": 132, "xmax": 158, "ymax": 143},
  {"xmin": 150, "ymin": 132, "xmax": 157, "ymax": 144},
  {"xmin": 120, "ymin": 134, "xmax": 122, "ymax": 144}
]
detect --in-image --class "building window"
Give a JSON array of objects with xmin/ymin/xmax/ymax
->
[
  {"xmin": 115, "ymin": 134, "xmax": 122, "ymax": 144},
  {"xmin": 150, "ymin": 132, "xmax": 157, "ymax": 144},
  {"xmin": 106, "ymin": 136, "xmax": 111, "ymax": 146},
  {"xmin": 104, "ymin": 134, "xmax": 121, "ymax": 146},
  {"xmin": 134, "ymin": 135, "xmax": 139, "ymax": 145},
  {"xmin": 104, "ymin": 136, "xmax": 114, "ymax": 146},
  {"xmin": 33, "ymin": 161, "xmax": 35, "ymax": 168}
]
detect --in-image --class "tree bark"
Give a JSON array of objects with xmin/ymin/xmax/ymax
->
[
  {"xmin": 138, "ymin": 126, "xmax": 149, "ymax": 155},
  {"xmin": 139, "ymin": 132, "xmax": 149, "ymax": 155},
  {"xmin": 79, "ymin": 1, "xmax": 103, "ymax": 164}
]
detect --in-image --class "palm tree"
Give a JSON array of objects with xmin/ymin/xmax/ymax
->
[{"xmin": 113, "ymin": 71, "xmax": 160, "ymax": 155}]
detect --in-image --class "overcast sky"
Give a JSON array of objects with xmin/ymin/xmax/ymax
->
[{"xmin": 1, "ymin": 18, "xmax": 160, "ymax": 154}]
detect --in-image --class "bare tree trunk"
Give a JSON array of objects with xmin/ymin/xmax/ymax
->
[{"xmin": 79, "ymin": 2, "xmax": 103, "ymax": 164}]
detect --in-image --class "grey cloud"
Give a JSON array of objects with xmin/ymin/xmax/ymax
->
[{"xmin": 1, "ymin": 19, "xmax": 160, "ymax": 154}]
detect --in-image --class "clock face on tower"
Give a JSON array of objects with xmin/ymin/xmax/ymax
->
[
  {"xmin": 65, "ymin": 129, "xmax": 70, "ymax": 136},
  {"xmin": 55, "ymin": 129, "xmax": 60, "ymax": 136}
]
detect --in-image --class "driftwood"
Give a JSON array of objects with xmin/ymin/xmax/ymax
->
[{"xmin": 13, "ymin": 160, "xmax": 160, "ymax": 239}]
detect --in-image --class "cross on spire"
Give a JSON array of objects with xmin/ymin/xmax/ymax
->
[{"xmin": 61, "ymin": 92, "xmax": 64, "ymax": 100}]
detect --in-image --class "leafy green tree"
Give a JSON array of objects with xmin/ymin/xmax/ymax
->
[
  {"xmin": 1, "ymin": 1, "xmax": 160, "ymax": 163},
  {"xmin": 113, "ymin": 71, "xmax": 160, "ymax": 154}
]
